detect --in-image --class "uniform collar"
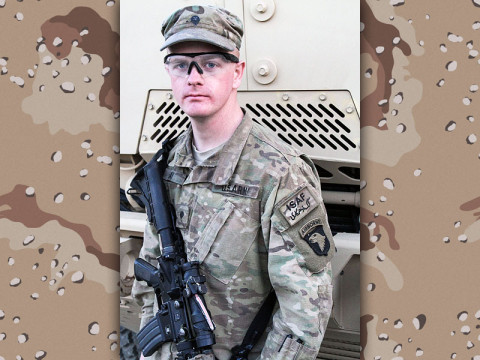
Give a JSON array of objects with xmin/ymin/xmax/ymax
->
[{"xmin": 170, "ymin": 110, "xmax": 253, "ymax": 185}]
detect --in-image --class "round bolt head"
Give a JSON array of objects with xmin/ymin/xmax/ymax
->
[
  {"xmin": 319, "ymin": 94, "xmax": 327, "ymax": 101},
  {"xmin": 148, "ymin": 103, "xmax": 154, "ymax": 110},
  {"xmin": 250, "ymin": 0, "xmax": 275, "ymax": 22},
  {"xmin": 141, "ymin": 135, "xmax": 148, "ymax": 141},
  {"xmin": 166, "ymin": 93, "xmax": 173, "ymax": 99},
  {"xmin": 258, "ymin": 65, "xmax": 269, "ymax": 76},
  {"xmin": 346, "ymin": 106, "xmax": 354, "ymax": 114},
  {"xmin": 256, "ymin": 2, "xmax": 267, "ymax": 12},
  {"xmin": 282, "ymin": 93, "xmax": 289, "ymax": 101},
  {"xmin": 252, "ymin": 58, "xmax": 277, "ymax": 84}
]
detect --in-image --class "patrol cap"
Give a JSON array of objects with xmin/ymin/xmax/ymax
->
[{"xmin": 160, "ymin": 5, "xmax": 243, "ymax": 51}]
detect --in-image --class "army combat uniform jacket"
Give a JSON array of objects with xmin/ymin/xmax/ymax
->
[{"xmin": 132, "ymin": 112, "xmax": 334, "ymax": 360}]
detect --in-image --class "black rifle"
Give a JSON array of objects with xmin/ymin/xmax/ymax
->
[{"xmin": 129, "ymin": 140, "xmax": 216, "ymax": 359}]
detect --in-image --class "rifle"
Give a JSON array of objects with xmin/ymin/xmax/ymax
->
[{"xmin": 129, "ymin": 140, "xmax": 216, "ymax": 359}]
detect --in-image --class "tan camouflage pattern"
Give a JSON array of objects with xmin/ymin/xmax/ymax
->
[
  {"xmin": 161, "ymin": 5, "xmax": 244, "ymax": 51},
  {"xmin": 360, "ymin": 0, "xmax": 480, "ymax": 359},
  {"xmin": 132, "ymin": 113, "xmax": 334, "ymax": 359},
  {"xmin": 0, "ymin": 1, "xmax": 119, "ymax": 359},
  {"xmin": 2, "ymin": 0, "xmax": 479, "ymax": 359}
]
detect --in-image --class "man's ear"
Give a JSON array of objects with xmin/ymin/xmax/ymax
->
[{"xmin": 232, "ymin": 61, "xmax": 246, "ymax": 89}]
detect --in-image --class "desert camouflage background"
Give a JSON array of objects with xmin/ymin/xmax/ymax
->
[
  {"xmin": 0, "ymin": 1, "xmax": 120, "ymax": 359},
  {"xmin": 0, "ymin": 0, "xmax": 479, "ymax": 360},
  {"xmin": 361, "ymin": 0, "xmax": 480, "ymax": 359}
]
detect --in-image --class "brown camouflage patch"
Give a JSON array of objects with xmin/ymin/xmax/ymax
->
[
  {"xmin": 0, "ymin": 1, "xmax": 119, "ymax": 359},
  {"xmin": 361, "ymin": 0, "xmax": 480, "ymax": 359}
]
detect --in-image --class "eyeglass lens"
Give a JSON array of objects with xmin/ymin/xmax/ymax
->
[{"xmin": 165, "ymin": 52, "xmax": 239, "ymax": 77}]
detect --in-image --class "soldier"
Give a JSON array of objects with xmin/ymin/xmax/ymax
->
[{"xmin": 132, "ymin": 5, "xmax": 335, "ymax": 360}]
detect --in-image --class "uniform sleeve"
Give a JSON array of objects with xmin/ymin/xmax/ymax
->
[
  {"xmin": 131, "ymin": 222, "xmax": 161, "ymax": 330},
  {"xmin": 259, "ymin": 159, "xmax": 334, "ymax": 360}
]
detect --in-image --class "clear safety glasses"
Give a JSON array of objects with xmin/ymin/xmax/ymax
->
[{"xmin": 164, "ymin": 51, "xmax": 240, "ymax": 78}]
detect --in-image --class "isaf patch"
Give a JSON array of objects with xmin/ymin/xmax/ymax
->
[
  {"xmin": 300, "ymin": 219, "xmax": 330, "ymax": 256},
  {"xmin": 280, "ymin": 187, "xmax": 318, "ymax": 226}
]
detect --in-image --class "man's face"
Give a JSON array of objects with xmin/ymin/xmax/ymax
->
[{"xmin": 165, "ymin": 42, "xmax": 244, "ymax": 120}]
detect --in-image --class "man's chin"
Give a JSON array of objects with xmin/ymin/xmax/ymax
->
[{"xmin": 182, "ymin": 104, "xmax": 214, "ymax": 119}]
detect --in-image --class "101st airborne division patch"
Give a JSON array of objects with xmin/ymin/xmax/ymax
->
[{"xmin": 299, "ymin": 218, "xmax": 330, "ymax": 256}]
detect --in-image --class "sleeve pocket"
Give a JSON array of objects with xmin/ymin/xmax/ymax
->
[{"xmin": 264, "ymin": 328, "xmax": 319, "ymax": 360}]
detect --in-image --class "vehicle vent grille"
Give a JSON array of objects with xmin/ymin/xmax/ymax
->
[
  {"xmin": 149, "ymin": 103, "xmax": 189, "ymax": 143},
  {"xmin": 317, "ymin": 338, "xmax": 361, "ymax": 359},
  {"xmin": 317, "ymin": 330, "xmax": 361, "ymax": 360},
  {"xmin": 325, "ymin": 203, "xmax": 360, "ymax": 234},
  {"xmin": 247, "ymin": 102, "xmax": 356, "ymax": 152},
  {"xmin": 140, "ymin": 91, "xmax": 359, "ymax": 185},
  {"xmin": 146, "ymin": 99, "xmax": 357, "ymax": 151}
]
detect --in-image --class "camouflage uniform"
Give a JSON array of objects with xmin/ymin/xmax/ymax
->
[{"xmin": 132, "ymin": 111, "xmax": 334, "ymax": 360}]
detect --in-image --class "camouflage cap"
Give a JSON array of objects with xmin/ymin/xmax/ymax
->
[{"xmin": 160, "ymin": 5, "xmax": 243, "ymax": 51}]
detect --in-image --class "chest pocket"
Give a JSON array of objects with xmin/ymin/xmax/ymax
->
[{"xmin": 192, "ymin": 199, "xmax": 260, "ymax": 285}]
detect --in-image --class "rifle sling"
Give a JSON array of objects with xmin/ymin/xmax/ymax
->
[{"xmin": 231, "ymin": 290, "xmax": 277, "ymax": 360}]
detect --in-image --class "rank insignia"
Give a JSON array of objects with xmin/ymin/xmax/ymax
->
[{"xmin": 191, "ymin": 15, "xmax": 200, "ymax": 25}]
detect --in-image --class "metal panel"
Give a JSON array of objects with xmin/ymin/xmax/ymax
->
[
  {"xmin": 329, "ymin": 233, "xmax": 360, "ymax": 334},
  {"xmin": 332, "ymin": 254, "xmax": 360, "ymax": 331},
  {"xmin": 243, "ymin": 0, "xmax": 360, "ymax": 108},
  {"xmin": 139, "ymin": 89, "xmax": 359, "ymax": 185}
]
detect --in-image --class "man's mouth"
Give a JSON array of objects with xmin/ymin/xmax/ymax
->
[{"xmin": 185, "ymin": 94, "xmax": 207, "ymax": 99}]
